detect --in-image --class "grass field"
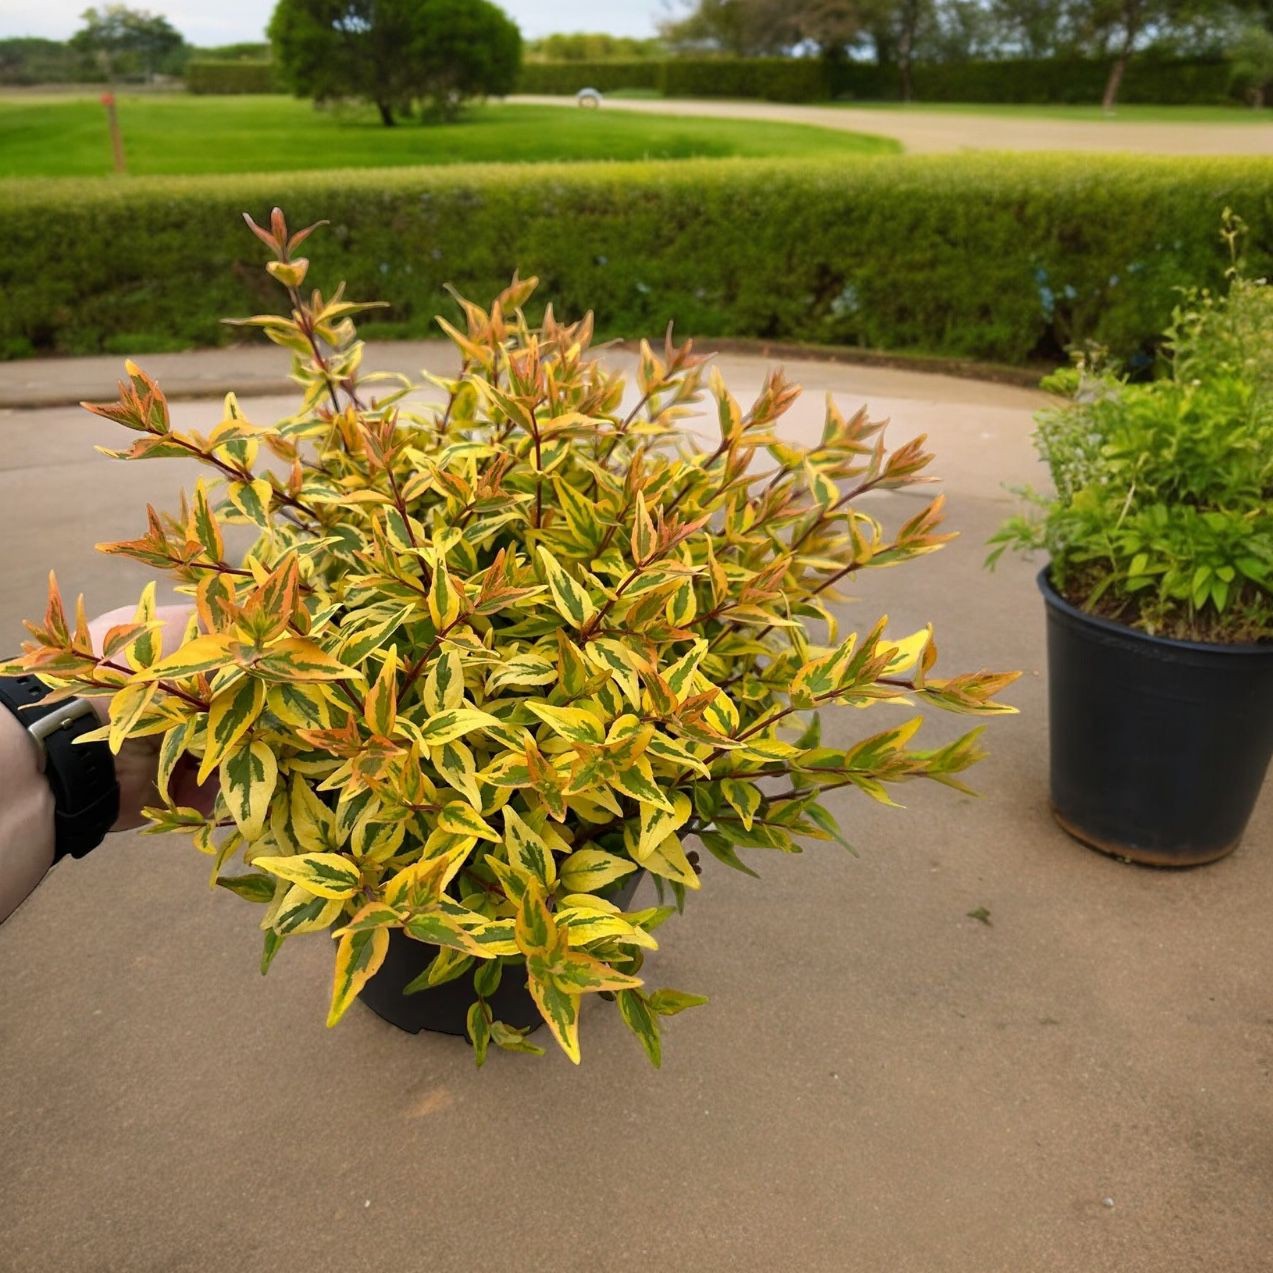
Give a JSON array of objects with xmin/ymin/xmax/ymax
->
[
  {"xmin": 832, "ymin": 101, "xmax": 1267, "ymax": 123},
  {"xmin": 0, "ymin": 93, "xmax": 897, "ymax": 179}
]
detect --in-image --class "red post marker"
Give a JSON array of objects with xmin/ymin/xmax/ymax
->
[{"xmin": 100, "ymin": 92, "xmax": 127, "ymax": 175}]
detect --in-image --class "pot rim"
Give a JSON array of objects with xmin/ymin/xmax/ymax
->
[{"xmin": 1037, "ymin": 566, "xmax": 1273, "ymax": 657}]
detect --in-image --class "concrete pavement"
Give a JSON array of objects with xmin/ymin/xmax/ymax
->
[
  {"xmin": 0, "ymin": 346, "xmax": 1269, "ymax": 1273},
  {"xmin": 514, "ymin": 94, "xmax": 1273, "ymax": 157}
]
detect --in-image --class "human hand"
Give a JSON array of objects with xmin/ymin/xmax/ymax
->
[{"xmin": 87, "ymin": 603, "xmax": 216, "ymax": 832}]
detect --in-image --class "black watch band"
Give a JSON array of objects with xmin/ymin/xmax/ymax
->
[{"xmin": 0, "ymin": 672, "xmax": 119, "ymax": 862}]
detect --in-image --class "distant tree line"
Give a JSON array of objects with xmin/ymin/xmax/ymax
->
[
  {"xmin": 0, "ymin": 6, "xmax": 270, "ymax": 85},
  {"xmin": 524, "ymin": 33, "xmax": 665, "ymax": 60},
  {"xmin": 659, "ymin": 0, "xmax": 1273, "ymax": 104}
]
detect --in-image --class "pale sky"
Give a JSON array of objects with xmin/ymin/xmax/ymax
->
[{"xmin": 1, "ymin": 0, "xmax": 673, "ymax": 46}]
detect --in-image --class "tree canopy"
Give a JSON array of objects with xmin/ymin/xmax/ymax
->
[
  {"xmin": 269, "ymin": 0, "xmax": 521, "ymax": 125},
  {"xmin": 660, "ymin": 0, "xmax": 1266, "ymax": 104},
  {"xmin": 70, "ymin": 5, "xmax": 187, "ymax": 80}
]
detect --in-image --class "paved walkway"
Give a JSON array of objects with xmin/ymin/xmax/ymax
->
[
  {"xmin": 1, "ymin": 346, "xmax": 1269, "ymax": 1272},
  {"xmin": 514, "ymin": 94, "xmax": 1273, "ymax": 156}
]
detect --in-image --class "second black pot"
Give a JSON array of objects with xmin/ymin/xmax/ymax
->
[{"xmin": 1040, "ymin": 569, "xmax": 1273, "ymax": 866}]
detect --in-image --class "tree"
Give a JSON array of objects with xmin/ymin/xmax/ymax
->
[
  {"xmin": 70, "ymin": 5, "xmax": 186, "ymax": 81},
  {"xmin": 409, "ymin": 0, "xmax": 522, "ymax": 120},
  {"xmin": 1231, "ymin": 23, "xmax": 1273, "ymax": 104},
  {"xmin": 269, "ymin": 0, "xmax": 521, "ymax": 126},
  {"xmin": 660, "ymin": 0, "xmax": 790, "ymax": 55},
  {"xmin": 861, "ymin": 0, "xmax": 937, "ymax": 97},
  {"xmin": 662, "ymin": 0, "xmax": 872, "ymax": 58},
  {"xmin": 526, "ymin": 33, "xmax": 663, "ymax": 60}
]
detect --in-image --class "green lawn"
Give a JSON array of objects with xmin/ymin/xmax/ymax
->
[
  {"xmin": 0, "ymin": 93, "xmax": 897, "ymax": 179},
  {"xmin": 832, "ymin": 101, "xmax": 1268, "ymax": 124}
]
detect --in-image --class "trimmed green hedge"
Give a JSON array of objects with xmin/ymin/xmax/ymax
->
[
  {"xmin": 2, "ymin": 156, "xmax": 1269, "ymax": 364},
  {"xmin": 900, "ymin": 56, "xmax": 1235, "ymax": 105},
  {"xmin": 186, "ymin": 60, "xmax": 281, "ymax": 94},
  {"xmin": 518, "ymin": 57, "xmax": 836, "ymax": 102},
  {"xmin": 660, "ymin": 58, "xmax": 829, "ymax": 102},
  {"xmin": 522, "ymin": 55, "xmax": 1243, "ymax": 105},
  {"xmin": 516, "ymin": 61, "xmax": 662, "ymax": 95}
]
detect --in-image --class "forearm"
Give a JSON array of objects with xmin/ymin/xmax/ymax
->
[{"xmin": 0, "ymin": 706, "xmax": 55, "ymax": 923}]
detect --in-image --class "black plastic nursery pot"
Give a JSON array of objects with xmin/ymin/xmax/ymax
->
[
  {"xmin": 359, "ymin": 872, "xmax": 645, "ymax": 1035},
  {"xmin": 358, "ymin": 930, "xmax": 540, "ymax": 1036},
  {"xmin": 1039, "ymin": 569, "xmax": 1273, "ymax": 867}
]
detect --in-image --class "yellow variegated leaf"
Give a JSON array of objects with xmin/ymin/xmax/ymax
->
[
  {"xmin": 559, "ymin": 848, "xmax": 638, "ymax": 893},
  {"xmin": 537, "ymin": 546, "xmax": 595, "ymax": 630},
  {"xmin": 364, "ymin": 646, "xmax": 398, "ymax": 738},
  {"xmin": 337, "ymin": 901, "xmax": 406, "ymax": 934},
  {"xmin": 254, "ymin": 851, "xmax": 360, "ymax": 900},
  {"xmin": 637, "ymin": 789, "xmax": 691, "ymax": 860},
  {"xmin": 126, "ymin": 581, "xmax": 161, "ymax": 671},
  {"xmin": 408, "ymin": 707, "xmax": 500, "ymax": 746},
  {"xmin": 526, "ymin": 701, "xmax": 605, "ymax": 745},
  {"xmin": 422, "ymin": 649, "xmax": 465, "ymax": 714},
  {"xmin": 404, "ymin": 907, "xmax": 491, "ymax": 958},
  {"xmin": 267, "ymin": 681, "xmax": 332, "ymax": 729},
  {"xmin": 640, "ymin": 831, "xmax": 700, "ymax": 890},
  {"xmin": 219, "ymin": 739, "xmax": 277, "ymax": 839},
  {"xmin": 155, "ymin": 718, "xmax": 195, "ymax": 804},
  {"xmin": 327, "ymin": 924, "xmax": 389, "ymax": 1027},
  {"xmin": 665, "ymin": 578, "xmax": 697, "ymax": 627},
  {"xmin": 107, "ymin": 679, "xmax": 158, "ymax": 752},
  {"xmin": 432, "ymin": 740, "xmax": 483, "ymax": 806},
  {"xmin": 545, "ymin": 946, "xmax": 644, "ymax": 994},
  {"xmin": 136, "ymin": 633, "xmax": 236, "ymax": 681},
  {"xmin": 882, "ymin": 626, "xmax": 934, "ymax": 676},
  {"xmin": 418, "ymin": 827, "xmax": 478, "ymax": 892},
  {"xmin": 272, "ymin": 884, "xmax": 344, "ymax": 935},
  {"xmin": 502, "ymin": 805, "xmax": 556, "ymax": 888},
  {"xmin": 351, "ymin": 818, "xmax": 406, "ymax": 862},
  {"xmin": 611, "ymin": 758, "xmax": 673, "ymax": 813},
  {"xmin": 226, "ymin": 478, "xmax": 273, "ymax": 527},
  {"xmin": 558, "ymin": 908, "xmax": 657, "ymax": 950},
  {"xmin": 528, "ymin": 973, "xmax": 582, "ymax": 1064},
  {"xmin": 252, "ymin": 637, "xmax": 355, "ymax": 682},
  {"xmin": 720, "ymin": 779, "xmax": 761, "ymax": 832},
  {"xmin": 198, "ymin": 674, "xmax": 265, "ymax": 783},
  {"xmin": 486, "ymin": 653, "xmax": 557, "ymax": 695},
  {"xmin": 290, "ymin": 776, "xmax": 338, "ymax": 853},
  {"xmin": 428, "ymin": 561, "xmax": 464, "ymax": 630},
  {"xmin": 662, "ymin": 640, "xmax": 707, "ymax": 702},
  {"xmin": 438, "ymin": 800, "xmax": 499, "ymax": 843},
  {"xmin": 190, "ymin": 478, "xmax": 224, "ymax": 561},
  {"xmin": 513, "ymin": 879, "xmax": 560, "ymax": 957}
]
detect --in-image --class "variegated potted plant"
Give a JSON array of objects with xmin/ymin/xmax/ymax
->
[{"xmin": 5, "ymin": 210, "xmax": 1016, "ymax": 1066}]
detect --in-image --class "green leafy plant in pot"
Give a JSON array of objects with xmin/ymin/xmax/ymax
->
[
  {"xmin": 991, "ymin": 212, "xmax": 1273, "ymax": 866},
  {"xmin": 4, "ymin": 211, "xmax": 1017, "ymax": 1066}
]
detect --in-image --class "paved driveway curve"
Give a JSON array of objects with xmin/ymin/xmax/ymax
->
[
  {"xmin": 2, "ymin": 345, "xmax": 1270, "ymax": 1273},
  {"xmin": 513, "ymin": 93, "xmax": 1273, "ymax": 156}
]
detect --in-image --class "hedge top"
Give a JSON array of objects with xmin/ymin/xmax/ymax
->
[{"xmin": 4, "ymin": 149, "xmax": 1267, "ymax": 205}]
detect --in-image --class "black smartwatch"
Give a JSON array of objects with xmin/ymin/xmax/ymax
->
[{"xmin": 0, "ymin": 672, "xmax": 120, "ymax": 862}]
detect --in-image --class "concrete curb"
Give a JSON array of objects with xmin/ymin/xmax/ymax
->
[{"xmin": 0, "ymin": 338, "xmax": 1044, "ymax": 410}]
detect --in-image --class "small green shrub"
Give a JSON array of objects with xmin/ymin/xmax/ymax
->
[
  {"xmin": 5, "ymin": 210, "xmax": 1016, "ymax": 1064},
  {"xmin": 3, "ymin": 156, "xmax": 1269, "ymax": 366},
  {"xmin": 186, "ymin": 60, "xmax": 281, "ymax": 94},
  {"xmin": 991, "ymin": 214, "xmax": 1273, "ymax": 643}
]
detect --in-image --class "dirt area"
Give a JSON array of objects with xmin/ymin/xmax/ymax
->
[{"xmin": 514, "ymin": 93, "xmax": 1273, "ymax": 156}]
